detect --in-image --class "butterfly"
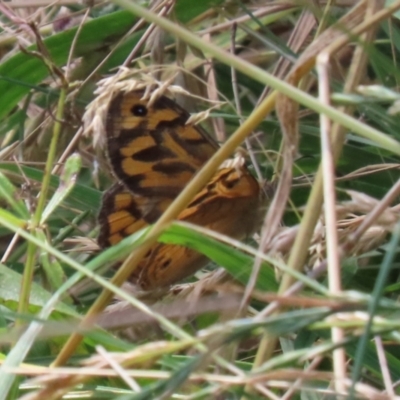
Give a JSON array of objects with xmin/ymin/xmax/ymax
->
[{"xmin": 98, "ymin": 89, "xmax": 264, "ymax": 290}]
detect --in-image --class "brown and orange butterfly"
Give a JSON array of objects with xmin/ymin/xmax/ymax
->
[{"xmin": 98, "ymin": 90, "xmax": 264, "ymax": 290}]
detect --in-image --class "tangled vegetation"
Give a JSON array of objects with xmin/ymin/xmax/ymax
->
[{"xmin": 0, "ymin": 1, "xmax": 399, "ymax": 399}]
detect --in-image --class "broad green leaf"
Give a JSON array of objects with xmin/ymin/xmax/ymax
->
[
  {"xmin": 159, "ymin": 223, "xmax": 278, "ymax": 292},
  {"xmin": 0, "ymin": 264, "xmax": 74, "ymax": 316}
]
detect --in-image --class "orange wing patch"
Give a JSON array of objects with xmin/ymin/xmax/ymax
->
[{"xmin": 106, "ymin": 91, "xmax": 218, "ymax": 198}]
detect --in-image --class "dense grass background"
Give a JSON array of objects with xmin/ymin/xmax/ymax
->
[{"xmin": 0, "ymin": 1, "xmax": 399, "ymax": 399}]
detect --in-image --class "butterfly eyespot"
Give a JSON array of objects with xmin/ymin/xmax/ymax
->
[
  {"xmin": 161, "ymin": 259, "xmax": 171, "ymax": 269},
  {"xmin": 131, "ymin": 104, "xmax": 148, "ymax": 117},
  {"xmin": 224, "ymin": 179, "xmax": 238, "ymax": 189}
]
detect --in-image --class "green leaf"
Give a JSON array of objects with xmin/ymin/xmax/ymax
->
[
  {"xmin": 0, "ymin": 172, "xmax": 29, "ymax": 219},
  {"xmin": 159, "ymin": 222, "xmax": 278, "ymax": 291},
  {"xmin": 0, "ymin": 163, "xmax": 101, "ymax": 212},
  {"xmin": 0, "ymin": 264, "xmax": 74, "ymax": 316},
  {"xmin": 37, "ymin": 230, "xmax": 66, "ymax": 292},
  {"xmin": 41, "ymin": 153, "xmax": 82, "ymax": 224},
  {"xmin": 175, "ymin": 0, "xmax": 224, "ymax": 23}
]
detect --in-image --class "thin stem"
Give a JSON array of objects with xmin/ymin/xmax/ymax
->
[{"xmin": 17, "ymin": 88, "xmax": 67, "ymax": 320}]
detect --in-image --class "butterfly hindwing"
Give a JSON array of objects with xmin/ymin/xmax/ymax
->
[
  {"xmin": 136, "ymin": 168, "xmax": 263, "ymax": 289},
  {"xmin": 98, "ymin": 181, "xmax": 176, "ymax": 248}
]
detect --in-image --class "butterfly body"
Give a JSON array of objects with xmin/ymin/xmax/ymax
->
[{"xmin": 98, "ymin": 89, "xmax": 263, "ymax": 290}]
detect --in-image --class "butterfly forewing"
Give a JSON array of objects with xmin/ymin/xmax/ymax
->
[{"xmin": 106, "ymin": 91, "xmax": 218, "ymax": 198}]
